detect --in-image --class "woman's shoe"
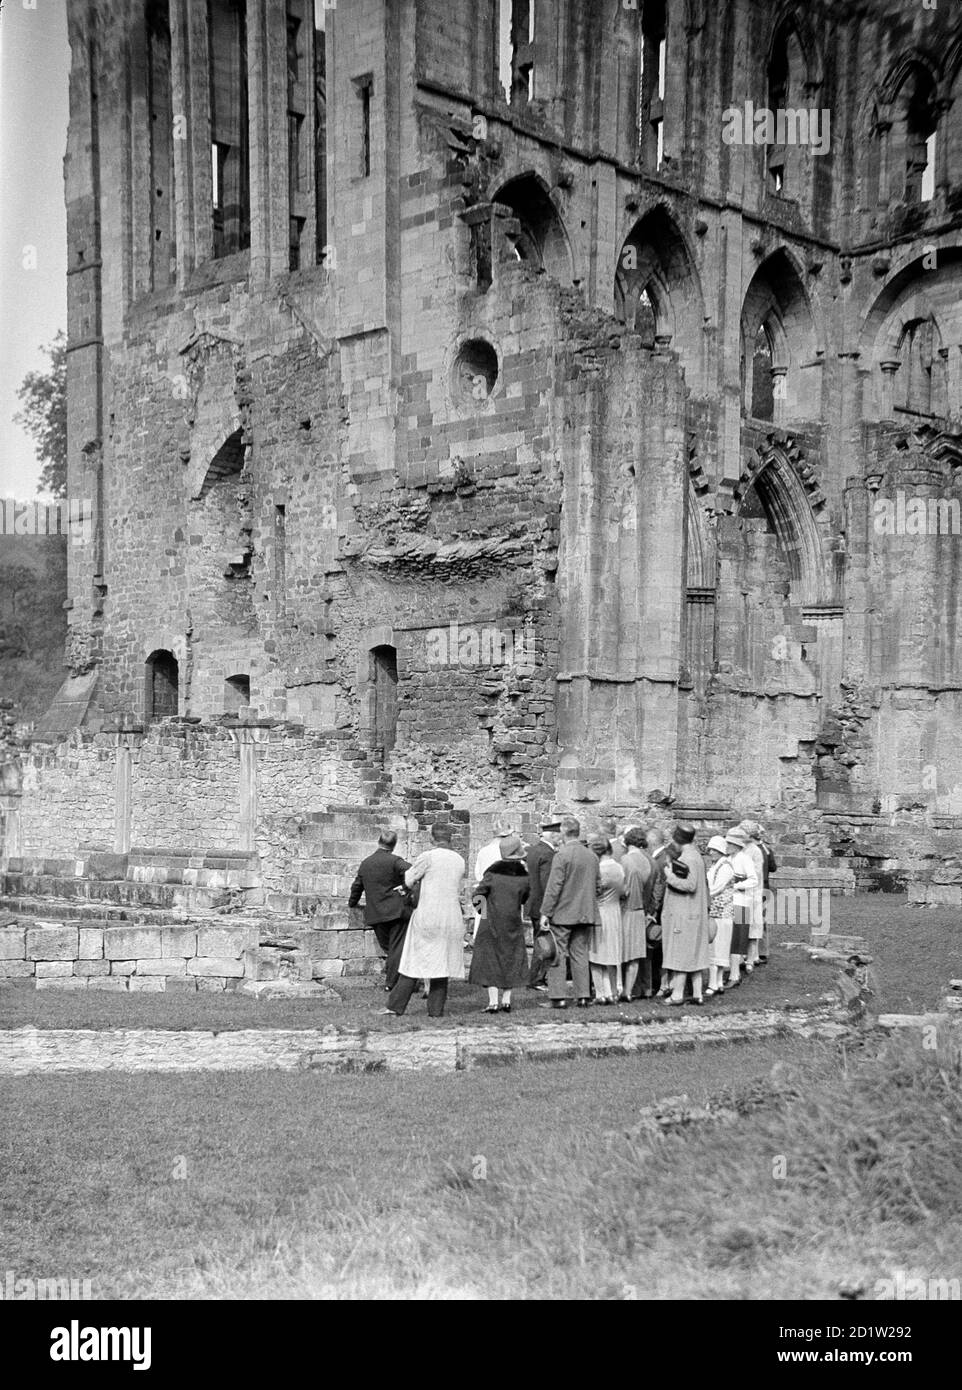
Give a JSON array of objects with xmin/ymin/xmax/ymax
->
[
  {"xmin": 689, "ymin": 997, "xmax": 705, "ymax": 1006},
  {"xmin": 666, "ymin": 998, "xmax": 684, "ymax": 1007},
  {"xmin": 500, "ymin": 1003, "xmax": 511, "ymax": 1014},
  {"xmin": 576, "ymin": 998, "xmax": 592, "ymax": 1008},
  {"xmin": 481, "ymin": 1005, "xmax": 499, "ymax": 1014}
]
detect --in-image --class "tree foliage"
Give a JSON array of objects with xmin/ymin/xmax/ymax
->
[{"xmin": 15, "ymin": 331, "xmax": 68, "ymax": 499}]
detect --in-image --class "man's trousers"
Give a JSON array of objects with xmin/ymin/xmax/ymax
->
[
  {"xmin": 373, "ymin": 917, "xmax": 408, "ymax": 990},
  {"xmin": 388, "ymin": 974, "xmax": 448, "ymax": 1017},
  {"xmin": 546, "ymin": 923, "xmax": 591, "ymax": 1001}
]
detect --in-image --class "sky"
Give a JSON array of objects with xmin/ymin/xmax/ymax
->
[{"xmin": 0, "ymin": 0, "xmax": 70, "ymax": 501}]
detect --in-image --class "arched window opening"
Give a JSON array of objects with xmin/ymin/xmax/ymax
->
[
  {"xmin": 493, "ymin": 175, "xmax": 572, "ymax": 283},
  {"xmin": 635, "ymin": 287, "xmax": 657, "ymax": 346},
  {"xmin": 895, "ymin": 318, "xmax": 942, "ymax": 416},
  {"xmin": 638, "ymin": 0, "xmax": 667, "ymax": 170},
  {"xmin": 740, "ymin": 250, "xmax": 817, "ymax": 422},
  {"xmin": 751, "ymin": 322, "xmax": 776, "ymax": 421},
  {"xmin": 198, "ymin": 427, "xmax": 246, "ymax": 499},
  {"xmin": 498, "ymin": 0, "xmax": 534, "ymax": 106},
  {"xmin": 890, "ymin": 67, "xmax": 938, "ymax": 205},
  {"xmin": 224, "ymin": 673, "xmax": 251, "ymax": 713},
  {"xmin": 766, "ymin": 22, "xmax": 807, "ymax": 196},
  {"xmin": 146, "ymin": 650, "xmax": 179, "ymax": 722},
  {"xmin": 371, "ymin": 644, "xmax": 398, "ymax": 754},
  {"xmin": 738, "ymin": 460, "xmax": 822, "ymax": 603}
]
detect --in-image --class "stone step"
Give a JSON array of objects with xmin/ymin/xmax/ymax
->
[{"xmin": 770, "ymin": 866, "xmax": 856, "ymax": 894}]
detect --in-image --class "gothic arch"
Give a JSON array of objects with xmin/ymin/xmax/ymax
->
[
  {"xmin": 766, "ymin": 3, "xmax": 824, "ymax": 93},
  {"xmin": 859, "ymin": 248, "xmax": 962, "ymax": 421},
  {"xmin": 614, "ymin": 204, "xmax": 706, "ymax": 391},
  {"xmin": 741, "ymin": 248, "xmax": 819, "ymax": 421},
  {"xmin": 490, "ymin": 171, "xmax": 576, "ymax": 284},
  {"xmin": 733, "ymin": 445, "xmax": 826, "ymax": 603}
]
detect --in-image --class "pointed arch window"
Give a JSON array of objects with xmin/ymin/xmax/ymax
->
[{"xmin": 751, "ymin": 321, "xmax": 776, "ymax": 421}]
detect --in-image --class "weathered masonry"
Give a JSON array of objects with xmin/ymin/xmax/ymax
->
[{"xmin": 5, "ymin": 0, "xmax": 962, "ymax": 989}]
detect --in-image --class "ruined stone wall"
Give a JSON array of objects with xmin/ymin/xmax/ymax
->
[{"xmin": 38, "ymin": 0, "xmax": 962, "ymax": 886}]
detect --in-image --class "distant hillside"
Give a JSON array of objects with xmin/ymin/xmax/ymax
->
[{"xmin": 0, "ymin": 530, "xmax": 68, "ymax": 724}]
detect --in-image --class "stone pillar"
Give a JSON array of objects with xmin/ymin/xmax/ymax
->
[
  {"xmin": 879, "ymin": 360, "xmax": 900, "ymax": 419},
  {"xmin": 170, "ymin": 0, "xmax": 214, "ymax": 274},
  {"xmin": 772, "ymin": 365, "xmax": 788, "ymax": 424},
  {"xmin": 113, "ymin": 732, "xmax": 142, "ymax": 855},
  {"xmin": 233, "ymin": 727, "xmax": 260, "ymax": 851},
  {"xmin": 247, "ymin": 0, "xmax": 290, "ymax": 283}
]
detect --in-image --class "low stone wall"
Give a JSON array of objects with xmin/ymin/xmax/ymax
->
[{"xmin": 0, "ymin": 919, "xmax": 382, "ymax": 991}]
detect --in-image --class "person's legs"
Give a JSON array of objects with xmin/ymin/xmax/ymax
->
[
  {"xmin": 486, "ymin": 986, "xmax": 499, "ymax": 1009},
  {"xmin": 669, "ymin": 969, "xmax": 686, "ymax": 1004},
  {"xmin": 568, "ymin": 925, "xmax": 591, "ymax": 1001},
  {"xmin": 547, "ymin": 924, "xmax": 573, "ymax": 1001},
  {"xmin": 590, "ymin": 962, "xmax": 611, "ymax": 1001},
  {"xmin": 427, "ymin": 977, "xmax": 448, "ymax": 1018},
  {"xmin": 387, "ymin": 974, "xmax": 418, "ymax": 1015},
  {"xmin": 501, "ymin": 989, "xmax": 512, "ymax": 1009},
  {"xmin": 623, "ymin": 959, "xmax": 640, "ymax": 999},
  {"xmin": 384, "ymin": 919, "xmax": 407, "ymax": 991},
  {"xmin": 691, "ymin": 970, "xmax": 703, "ymax": 1002}
]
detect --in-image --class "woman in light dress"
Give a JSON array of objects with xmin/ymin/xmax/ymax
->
[
  {"xmin": 588, "ymin": 836, "xmax": 626, "ymax": 1003},
  {"xmin": 383, "ymin": 823, "xmax": 465, "ymax": 1018},
  {"xmin": 724, "ymin": 827, "xmax": 757, "ymax": 987},
  {"xmin": 705, "ymin": 834, "xmax": 735, "ymax": 996},
  {"xmin": 738, "ymin": 820, "xmax": 766, "ymax": 970},
  {"xmin": 619, "ymin": 827, "xmax": 652, "ymax": 1001}
]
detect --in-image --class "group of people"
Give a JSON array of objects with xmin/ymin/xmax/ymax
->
[{"xmin": 347, "ymin": 814, "xmax": 777, "ymax": 1018}]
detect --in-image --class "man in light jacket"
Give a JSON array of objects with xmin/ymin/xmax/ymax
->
[{"xmin": 539, "ymin": 815, "xmax": 600, "ymax": 1010}]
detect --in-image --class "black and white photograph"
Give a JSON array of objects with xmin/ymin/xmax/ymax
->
[{"xmin": 0, "ymin": 0, "xmax": 960, "ymax": 1344}]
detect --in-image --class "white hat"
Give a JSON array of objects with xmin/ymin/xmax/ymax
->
[{"xmin": 707, "ymin": 835, "xmax": 729, "ymax": 855}]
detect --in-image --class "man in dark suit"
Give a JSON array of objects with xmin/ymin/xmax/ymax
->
[
  {"xmin": 348, "ymin": 829, "xmax": 410, "ymax": 991},
  {"xmin": 525, "ymin": 817, "xmax": 561, "ymax": 991},
  {"xmin": 539, "ymin": 815, "xmax": 600, "ymax": 1009}
]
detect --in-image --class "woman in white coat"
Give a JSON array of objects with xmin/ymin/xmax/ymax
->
[{"xmin": 383, "ymin": 823, "xmax": 466, "ymax": 1018}]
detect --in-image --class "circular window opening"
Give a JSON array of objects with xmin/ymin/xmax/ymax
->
[{"xmin": 453, "ymin": 339, "xmax": 499, "ymax": 403}]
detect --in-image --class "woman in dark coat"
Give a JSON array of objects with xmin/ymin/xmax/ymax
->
[{"xmin": 470, "ymin": 834, "xmax": 530, "ymax": 1013}]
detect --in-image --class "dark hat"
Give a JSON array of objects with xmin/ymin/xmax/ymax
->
[
  {"xmin": 672, "ymin": 822, "xmax": 696, "ymax": 845},
  {"xmin": 539, "ymin": 816, "xmax": 563, "ymax": 831}
]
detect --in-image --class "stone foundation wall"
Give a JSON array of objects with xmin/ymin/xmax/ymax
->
[{"xmin": 0, "ymin": 917, "xmax": 383, "ymax": 991}]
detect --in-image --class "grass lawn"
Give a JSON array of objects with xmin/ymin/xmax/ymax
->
[
  {"xmin": 0, "ymin": 892, "xmax": 957, "ymax": 1032},
  {"xmin": 2, "ymin": 1029, "xmax": 959, "ymax": 1299}
]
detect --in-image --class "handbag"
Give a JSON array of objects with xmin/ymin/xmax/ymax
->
[
  {"xmin": 646, "ymin": 916, "xmax": 662, "ymax": 943},
  {"xmin": 534, "ymin": 926, "xmax": 558, "ymax": 964}
]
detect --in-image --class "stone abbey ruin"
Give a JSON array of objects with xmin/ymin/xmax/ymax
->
[{"xmin": 3, "ymin": 0, "xmax": 962, "ymax": 989}]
